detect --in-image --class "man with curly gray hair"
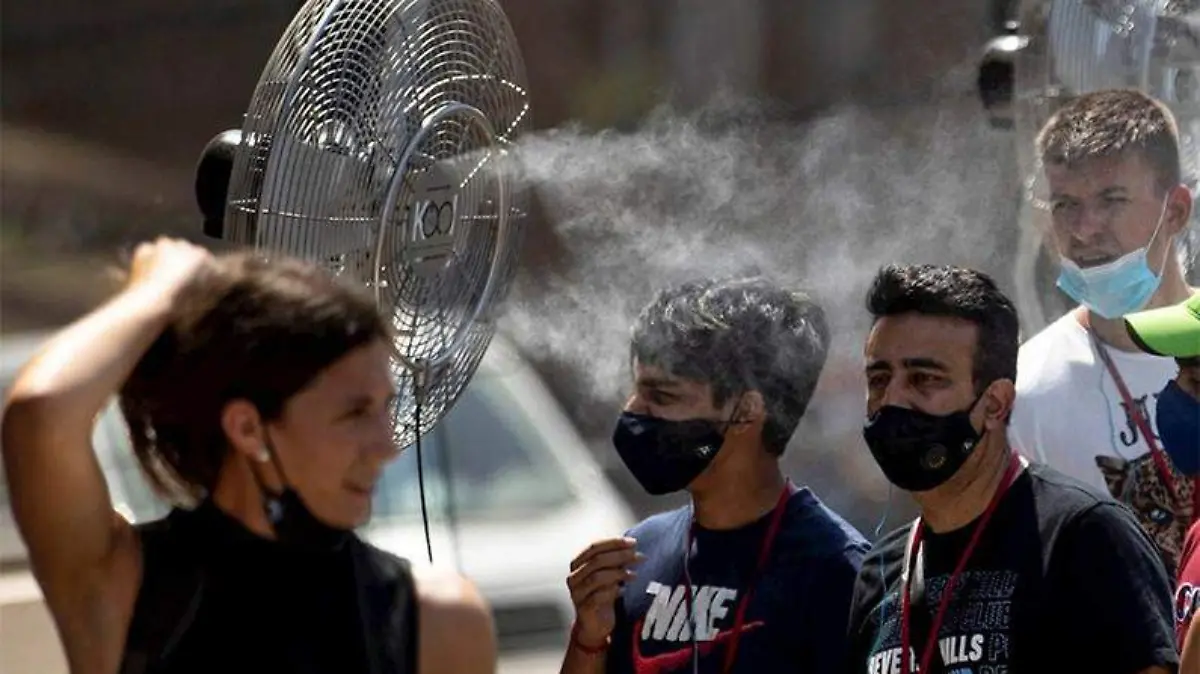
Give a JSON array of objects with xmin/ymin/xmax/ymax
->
[{"xmin": 558, "ymin": 275, "xmax": 868, "ymax": 674}]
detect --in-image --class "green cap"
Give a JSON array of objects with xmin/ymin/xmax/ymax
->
[{"xmin": 1124, "ymin": 293, "xmax": 1200, "ymax": 358}]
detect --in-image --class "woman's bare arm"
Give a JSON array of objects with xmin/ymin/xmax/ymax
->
[
  {"xmin": 415, "ymin": 567, "xmax": 498, "ymax": 674},
  {"xmin": 4, "ymin": 284, "xmax": 172, "ymax": 579},
  {"xmin": 1, "ymin": 239, "xmax": 210, "ymax": 667}
]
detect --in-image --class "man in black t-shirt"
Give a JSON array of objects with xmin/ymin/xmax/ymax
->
[
  {"xmin": 558, "ymin": 276, "xmax": 869, "ymax": 674},
  {"xmin": 844, "ymin": 264, "xmax": 1178, "ymax": 674}
]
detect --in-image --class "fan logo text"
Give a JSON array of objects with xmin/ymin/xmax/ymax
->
[
  {"xmin": 404, "ymin": 164, "xmax": 460, "ymax": 275},
  {"xmin": 416, "ymin": 196, "xmax": 457, "ymax": 238}
]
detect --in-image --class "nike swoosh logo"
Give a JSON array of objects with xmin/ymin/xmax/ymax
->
[{"xmin": 630, "ymin": 618, "xmax": 765, "ymax": 674}]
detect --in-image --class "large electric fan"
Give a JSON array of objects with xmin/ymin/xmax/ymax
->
[
  {"xmin": 979, "ymin": 0, "xmax": 1199, "ymax": 334},
  {"xmin": 194, "ymin": 0, "xmax": 532, "ymax": 562}
]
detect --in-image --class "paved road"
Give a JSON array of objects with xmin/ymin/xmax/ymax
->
[{"xmin": 499, "ymin": 648, "xmax": 562, "ymax": 674}]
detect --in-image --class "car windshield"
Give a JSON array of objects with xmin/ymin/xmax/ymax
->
[{"xmin": 370, "ymin": 373, "xmax": 577, "ymax": 523}]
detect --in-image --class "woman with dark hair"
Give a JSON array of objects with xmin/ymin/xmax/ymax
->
[{"xmin": 2, "ymin": 237, "xmax": 496, "ymax": 674}]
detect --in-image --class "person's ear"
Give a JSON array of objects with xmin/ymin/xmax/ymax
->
[
  {"xmin": 221, "ymin": 399, "xmax": 267, "ymax": 461},
  {"xmin": 1165, "ymin": 184, "xmax": 1193, "ymax": 238},
  {"xmin": 727, "ymin": 391, "xmax": 766, "ymax": 435},
  {"xmin": 977, "ymin": 379, "xmax": 1016, "ymax": 432},
  {"xmin": 220, "ymin": 400, "xmax": 283, "ymax": 490}
]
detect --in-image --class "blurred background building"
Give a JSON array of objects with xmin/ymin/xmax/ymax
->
[{"xmin": 1, "ymin": 1, "xmax": 1021, "ymax": 671}]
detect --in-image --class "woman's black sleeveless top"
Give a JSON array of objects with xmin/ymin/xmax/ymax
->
[{"xmin": 117, "ymin": 501, "xmax": 417, "ymax": 674}]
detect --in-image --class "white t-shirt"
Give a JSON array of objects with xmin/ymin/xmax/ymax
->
[
  {"xmin": 1009, "ymin": 311, "xmax": 1178, "ymax": 491},
  {"xmin": 1009, "ymin": 310, "xmax": 1199, "ymax": 568}
]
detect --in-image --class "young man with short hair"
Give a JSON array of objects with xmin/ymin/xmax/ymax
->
[
  {"xmin": 1011, "ymin": 89, "xmax": 1197, "ymax": 568},
  {"xmin": 844, "ymin": 263, "xmax": 1178, "ymax": 674},
  {"xmin": 560, "ymin": 276, "xmax": 868, "ymax": 674}
]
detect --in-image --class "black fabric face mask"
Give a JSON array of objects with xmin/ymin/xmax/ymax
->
[
  {"xmin": 611, "ymin": 411, "xmax": 728, "ymax": 496},
  {"xmin": 862, "ymin": 397, "xmax": 984, "ymax": 493},
  {"xmin": 254, "ymin": 439, "xmax": 353, "ymax": 553}
]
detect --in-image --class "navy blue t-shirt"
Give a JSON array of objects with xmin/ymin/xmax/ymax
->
[{"xmin": 606, "ymin": 486, "xmax": 869, "ymax": 674}]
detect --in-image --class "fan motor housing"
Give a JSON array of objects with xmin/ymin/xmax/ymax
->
[{"xmin": 196, "ymin": 129, "xmax": 242, "ymax": 240}]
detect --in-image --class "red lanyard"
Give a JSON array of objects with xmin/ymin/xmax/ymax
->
[
  {"xmin": 1091, "ymin": 331, "xmax": 1200, "ymax": 523},
  {"xmin": 899, "ymin": 453, "xmax": 1022, "ymax": 674},
  {"xmin": 684, "ymin": 482, "xmax": 791, "ymax": 674}
]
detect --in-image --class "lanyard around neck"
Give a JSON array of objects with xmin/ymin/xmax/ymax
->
[
  {"xmin": 899, "ymin": 452, "xmax": 1023, "ymax": 674},
  {"xmin": 1089, "ymin": 330, "xmax": 1199, "ymax": 523},
  {"xmin": 683, "ymin": 481, "xmax": 792, "ymax": 674}
]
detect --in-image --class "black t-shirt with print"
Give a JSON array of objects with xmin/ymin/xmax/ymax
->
[
  {"xmin": 844, "ymin": 463, "xmax": 1178, "ymax": 674},
  {"xmin": 606, "ymin": 486, "xmax": 869, "ymax": 674}
]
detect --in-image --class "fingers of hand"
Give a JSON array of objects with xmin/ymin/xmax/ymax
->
[
  {"xmin": 568, "ymin": 564, "xmax": 636, "ymax": 608},
  {"xmin": 131, "ymin": 241, "xmax": 156, "ymax": 266},
  {"xmin": 580, "ymin": 578, "xmax": 628, "ymax": 609},
  {"xmin": 570, "ymin": 537, "xmax": 636, "ymax": 572},
  {"xmin": 134, "ymin": 238, "xmax": 205, "ymax": 265},
  {"xmin": 568, "ymin": 546, "xmax": 641, "ymax": 587},
  {"xmin": 153, "ymin": 239, "xmax": 213, "ymax": 270},
  {"xmin": 161, "ymin": 238, "xmax": 208, "ymax": 260}
]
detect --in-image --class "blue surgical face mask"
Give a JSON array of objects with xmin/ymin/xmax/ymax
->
[
  {"xmin": 1056, "ymin": 197, "xmax": 1171, "ymax": 319},
  {"xmin": 1156, "ymin": 380, "xmax": 1200, "ymax": 477}
]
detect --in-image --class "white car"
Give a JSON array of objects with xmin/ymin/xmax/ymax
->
[
  {"xmin": 0, "ymin": 331, "xmax": 636, "ymax": 665},
  {"xmin": 359, "ymin": 336, "xmax": 637, "ymax": 650}
]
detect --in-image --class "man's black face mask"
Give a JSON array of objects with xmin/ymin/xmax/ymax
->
[
  {"xmin": 612, "ymin": 408, "xmax": 736, "ymax": 496},
  {"xmin": 862, "ymin": 394, "xmax": 986, "ymax": 493}
]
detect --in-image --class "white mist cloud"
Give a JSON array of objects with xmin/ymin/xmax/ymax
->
[{"xmin": 497, "ymin": 91, "xmax": 1019, "ymax": 425}]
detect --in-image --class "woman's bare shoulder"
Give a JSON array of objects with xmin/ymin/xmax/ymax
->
[{"xmin": 410, "ymin": 563, "xmax": 497, "ymax": 674}]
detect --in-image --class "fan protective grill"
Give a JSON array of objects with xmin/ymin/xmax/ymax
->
[{"xmin": 222, "ymin": 0, "xmax": 531, "ymax": 448}]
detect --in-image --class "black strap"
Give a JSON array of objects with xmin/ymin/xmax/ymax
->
[{"xmin": 901, "ymin": 521, "xmax": 948, "ymax": 674}]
